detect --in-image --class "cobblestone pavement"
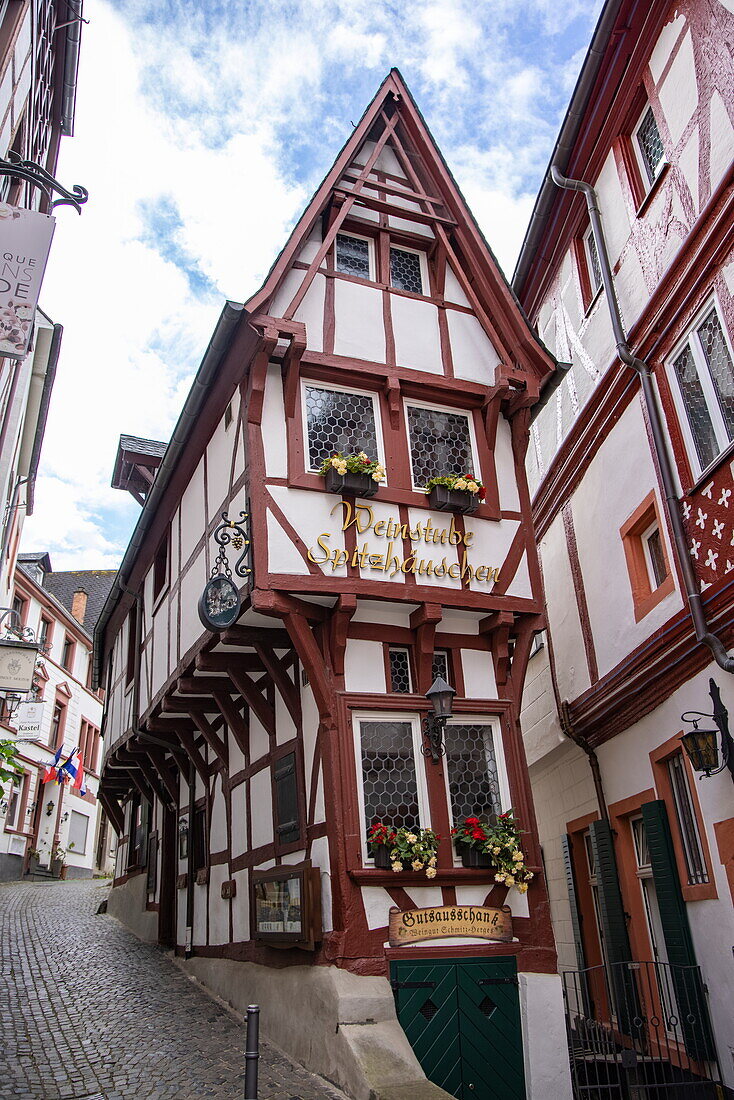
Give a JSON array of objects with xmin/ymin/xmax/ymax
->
[{"xmin": 0, "ymin": 880, "xmax": 347, "ymax": 1100}]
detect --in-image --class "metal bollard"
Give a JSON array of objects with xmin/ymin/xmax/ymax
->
[{"xmin": 244, "ymin": 1004, "xmax": 260, "ymax": 1100}]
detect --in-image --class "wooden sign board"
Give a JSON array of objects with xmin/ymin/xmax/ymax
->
[{"xmin": 389, "ymin": 904, "xmax": 512, "ymax": 946}]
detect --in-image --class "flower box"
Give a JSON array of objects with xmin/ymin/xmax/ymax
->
[
  {"xmin": 427, "ymin": 485, "xmax": 479, "ymax": 515},
  {"xmin": 457, "ymin": 846, "xmax": 494, "ymax": 869},
  {"xmin": 373, "ymin": 844, "xmax": 392, "ymax": 870},
  {"xmin": 324, "ymin": 466, "xmax": 379, "ymax": 498}
]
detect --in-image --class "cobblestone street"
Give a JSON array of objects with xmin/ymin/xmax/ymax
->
[{"xmin": 0, "ymin": 880, "xmax": 347, "ymax": 1100}]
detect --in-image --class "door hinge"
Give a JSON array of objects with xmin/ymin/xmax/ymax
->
[
  {"xmin": 478, "ymin": 977, "xmax": 518, "ymax": 986},
  {"xmin": 391, "ymin": 979, "xmax": 435, "ymax": 991}
]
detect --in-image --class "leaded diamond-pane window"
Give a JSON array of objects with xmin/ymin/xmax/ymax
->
[
  {"xmin": 445, "ymin": 723, "xmax": 501, "ymax": 825},
  {"xmin": 360, "ymin": 719, "xmax": 419, "ymax": 832},
  {"xmin": 672, "ymin": 306, "xmax": 734, "ymax": 473},
  {"xmin": 336, "ymin": 233, "xmax": 371, "ymax": 279},
  {"xmin": 585, "ymin": 229, "xmax": 602, "ymax": 295},
  {"xmin": 636, "ymin": 106, "xmax": 665, "ymax": 185},
  {"xmin": 390, "ymin": 247, "xmax": 423, "ymax": 294},
  {"xmin": 431, "ymin": 651, "xmax": 449, "ymax": 684},
  {"xmin": 305, "ymin": 385, "xmax": 378, "ymax": 471},
  {"xmin": 389, "ymin": 648, "xmax": 412, "ymax": 693},
  {"xmin": 406, "ymin": 405, "xmax": 474, "ymax": 488}
]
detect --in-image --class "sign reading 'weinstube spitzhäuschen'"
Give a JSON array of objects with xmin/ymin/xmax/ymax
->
[{"xmin": 0, "ymin": 203, "xmax": 55, "ymax": 359}]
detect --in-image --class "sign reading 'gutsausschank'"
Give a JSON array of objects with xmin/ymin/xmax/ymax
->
[
  {"xmin": 388, "ymin": 904, "xmax": 513, "ymax": 946},
  {"xmin": 308, "ymin": 501, "xmax": 502, "ymax": 583}
]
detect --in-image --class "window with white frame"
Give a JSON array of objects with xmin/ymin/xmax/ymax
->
[
  {"xmin": 390, "ymin": 246, "xmax": 424, "ymax": 294},
  {"xmin": 356, "ymin": 716, "xmax": 427, "ymax": 837},
  {"xmin": 304, "ymin": 383, "xmax": 380, "ymax": 471},
  {"xmin": 388, "ymin": 648, "xmax": 412, "ymax": 693},
  {"xmin": 667, "ymin": 754, "xmax": 708, "ymax": 885},
  {"xmin": 584, "ymin": 226, "xmax": 602, "ymax": 297},
  {"xmin": 405, "ymin": 403, "xmax": 476, "ymax": 489},
  {"xmin": 4, "ymin": 774, "xmax": 22, "ymax": 830},
  {"xmin": 335, "ymin": 232, "xmax": 373, "ymax": 280},
  {"xmin": 670, "ymin": 303, "xmax": 734, "ymax": 474},
  {"xmin": 444, "ymin": 721, "xmax": 502, "ymax": 825},
  {"xmin": 641, "ymin": 521, "xmax": 667, "ymax": 591},
  {"xmin": 634, "ymin": 105, "xmax": 665, "ymax": 186}
]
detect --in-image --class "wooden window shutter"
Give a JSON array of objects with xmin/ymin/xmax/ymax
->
[
  {"xmin": 641, "ymin": 800, "xmax": 715, "ymax": 1060},
  {"xmin": 561, "ymin": 834, "xmax": 592, "ymax": 1016},
  {"xmin": 274, "ymin": 752, "xmax": 299, "ymax": 846},
  {"xmin": 588, "ymin": 818, "xmax": 638, "ymax": 1034}
]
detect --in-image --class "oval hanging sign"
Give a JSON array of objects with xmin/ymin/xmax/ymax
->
[{"xmin": 198, "ymin": 575, "xmax": 241, "ymax": 632}]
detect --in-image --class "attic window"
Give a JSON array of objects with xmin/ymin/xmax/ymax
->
[
  {"xmin": 390, "ymin": 247, "xmax": 423, "ymax": 294},
  {"xmin": 335, "ymin": 232, "xmax": 372, "ymax": 280}
]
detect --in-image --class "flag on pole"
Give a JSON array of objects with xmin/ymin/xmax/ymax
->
[
  {"xmin": 57, "ymin": 747, "xmax": 79, "ymax": 785},
  {"xmin": 42, "ymin": 746, "xmax": 63, "ymax": 783},
  {"xmin": 73, "ymin": 759, "xmax": 86, "ymax": 797}
]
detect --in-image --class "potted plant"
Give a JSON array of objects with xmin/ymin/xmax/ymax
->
[
  {"xmin": 452, "ymin": 811, "xmax": 534, "ymax": 892},
  {"xmin": 425, "ymin": 473, "xmax": 486, "ymax": 514},
  {"xmin": 367, "ymin": 823, "xmax": 440, "ymax": 878},
  {"xmin": 51, "ymin": 844, "xmax": 66, "ymax": 879},
  {"xmin": 27, "ymin": 847, "xmax": 40, "ymax": 871},
  {"xmin": 319, "ymin": 452, "xmax": 385, "ymax": 498}
]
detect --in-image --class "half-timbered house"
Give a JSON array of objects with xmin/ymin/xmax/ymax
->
[
  {"xmin": 514, "ymin": 0, "xmax": 734, "ymax": 1094},
  {"xmin": 96, "ymin": 71, "xmax": 573, "ymax": 1100}
]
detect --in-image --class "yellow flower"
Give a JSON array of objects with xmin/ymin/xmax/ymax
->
[
  {"xmin": 426, "ymin": 866, "xmax": 437, "ymax": 878},
  {"xmin": 337, "ymin": 463, "xmax": 347, "ymax": 475},
  {"xmin": 428, "ymin": 856, "xmax": 437, "ymax": 867},
  {"xmin": 526, "ymin": 871, "xmax": 534, "ymax": 880},
  {"xmin": 330, "ymin": 456, "xmax": 341, "ymax": 468},
  {"xmin": 372, "ymin": 472, "xmax": 382, "ymax": 482},
  {"xmin": 405, "ymin": 833, "xmax": 417, "ymax": 844},
  {"xmin": 466, "ymin": 481, "xmax": 478, "ymax": 493},
  {"xmin": 494, "ymin": 872, "xmax": 506, "ymax": 883},
  {"xmin": 412, "ymin": 860, "xmax": 424, "ymax": 871},
  {"xmin": 513, "ymin": 851, "xmax": 524, "ymax": 862},
  {"xmin": 391, "ymin": 862, "xmax": 402, "ymax": 872},
  {"xmin": 454, "ymin": 478, "xmax": 467, "ymax": 490},
  {"xmin": 517, "ymin": 883, "xmax": 528, "ymax": 894},
  {"xmin": 358, "ymin": 452, "xmax": 368, "ymax": 460},
  {"xmin": 505, "ymin": 875, "xmax": 515, "ymax": 887},
  {"xmin": 492, "ymin": 846, "xmax": 501, "ymax": 855}
]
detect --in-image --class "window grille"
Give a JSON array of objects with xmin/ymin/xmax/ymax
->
[
  {"xmin": 406, "ymin": 405, "xmax": 474, "ymax": 488},
  {"xmin": 636, "ymin": 107, "xmax": 665, "ymax": 185},
  {"xmin": 390, "ymin": 247, "xmax": 423, "ymax": 294},
  {"xmin": 672, "ymin": 306, "xmax": 734, "ymax": 472},
  {"xmin": 388, "ymin": 648, "xmax": 412, "ymax": 693},
  {"xmin": 444, "ymin": 723, "xmax": 501, "ymax": 825},
  {"xmin": 585, "ymin": 229, "xmax": 602, "ymax": 295},
  {"xmin": 667, "ymin": 754, "xmax": 708, "ymax": 884},
  {"xmin": 359, "ymin": 719, "xmax": 419, "ymax": 832},
  {"xmin": 336, "ymin": 233, "xmax": 371, "ymax": 279},
  {"xmin": 305, "ymin": 385, "xmax": 378, "ymax": 471},
  {"xmin": 431, "ymin": 651, "xmax": 449, "ymax": 684}
]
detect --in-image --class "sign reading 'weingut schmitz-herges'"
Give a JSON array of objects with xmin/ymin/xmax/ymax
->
[{"xmin": 0, "ymin": 203, "xmax": 55, "ymax": 359}]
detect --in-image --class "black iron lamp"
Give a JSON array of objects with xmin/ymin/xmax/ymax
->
[
  {"xmin": 45, "ymin": 800, "xmax": 55, "ymax": 817},
  {"xmin": 680, "ymin": 678, "xmax": 734, "ymax": 783},
  {"xmin": 422, "ymin": 676, "xmax": 456, "ymax": 763}
]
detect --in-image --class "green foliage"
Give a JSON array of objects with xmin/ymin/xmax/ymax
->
[
  {"xmin": 452, "ymin": 810, "xmax": 534, "ymax": 892},
  {"xmin": 318, "ymin": 451, "xmax": 385, "ymax": 481},
  {"xmin": 0, "ymin": 739, "xmax": 21, "ymax": 785},
  {"xmin": 368, "ymin": 823, "xmax": 440, "ymax": 877},
  {"xmin": 425, "ymin": 472, "xmax": 486, "ymax": 498}
]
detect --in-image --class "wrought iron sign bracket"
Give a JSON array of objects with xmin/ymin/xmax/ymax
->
[
  {"xmin": 0, "ymin": 152, "xmax": 89, "ymax": 212},
  {"xmin": 198, "ymin": 509, "xmax": 253, "ymax": 633}
]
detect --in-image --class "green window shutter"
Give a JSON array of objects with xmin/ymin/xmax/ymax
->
[
  {"xmin": 561, "ymin": 834, "xmax": 591, "ymax": 1017},
  {"xmin": 588, "ymin": 818, "xmax": 638, "ymax": 1034},
  {"xmin": 274, "ymin": 752, "xmax": 300, "ymax": 846},
  {"xmin": 641, "ymin": 800, "xmax": 715, "ymax": 1061}
]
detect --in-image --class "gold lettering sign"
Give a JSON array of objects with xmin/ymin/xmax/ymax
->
[
  {"xmin": 307, "ymin": 502, "xmax": 501, "ymax": 584},
  {"xmin": 388, "ymin": 904, "xmax": 512, "ymax": 946}
]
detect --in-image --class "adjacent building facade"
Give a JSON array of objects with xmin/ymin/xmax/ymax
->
[
  {"xmin": 515, "ymin": 0, "xmax": 734, "ymax": 1094},
  {"xmin": 96, "ymin": 72, "xmax": 574, "ymax": 1100},
  {"xmin": 0, "ymin": 553, "xmax": 115, "ymax": 880}
]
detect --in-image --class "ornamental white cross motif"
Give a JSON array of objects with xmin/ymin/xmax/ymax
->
[
  {"xmin": 713, "ymin": 519, "xmax": 725, "ymax": 539},
  {"xmin": 719, "ymin": 488, "xmax": 731, "ymax": 508},
  {"xmin": 690, "ymin": 539, "xmax": 700, "ymax": 559},
  {"xmin": 701, "ymin": 482, "xmax": 714, "ymax": 499},
  {"xmin": 705, "ymin": 549, "xmax": 718, "ymax": 570},
  {"xmin": 696, "ymin": 508, "xmax": 708, "ymax": 529},
  {"xmin": 683, "ymin": 501, "xmax": 692, "ymax": 520}
]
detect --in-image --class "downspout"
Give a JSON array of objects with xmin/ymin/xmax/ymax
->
[{"xmin": 550, "ymin": 165, "xmax": 734, "ymax": 675}]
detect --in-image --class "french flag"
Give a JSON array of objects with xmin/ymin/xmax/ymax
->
[
  {"xmin": 73, "ymin": 760, "xmax": 86, "ymax": 797},
  {"xmin": 42, "ymin": 746, "xmax": 63, "ymax": 784},
  {"xmin": 58, "ymin": 747, "xmax": 80, "ymax": 786}
]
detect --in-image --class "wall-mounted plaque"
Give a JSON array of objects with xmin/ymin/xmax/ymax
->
[
  {"xmin": 0, "ymin": 639, "xmax": 39, "ymax": 692},
  {"xmin": 388, "ymin": 904, "xmax": 512, "ymax": 947},
  {"xmin": 252, "ymin": 862, "xmax": 321, "ymax": 950},
  {"xmin": 198, "ymin": 575, "xmax": 241, "ymax": 632}
]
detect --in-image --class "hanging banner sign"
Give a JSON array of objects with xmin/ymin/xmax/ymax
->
[
  {"xmin": 0, "ymin": 203, "xmax": 55, "ymax": 359},
  {"xmin": 14, "ymin": 700, "xmax": 44, "ymax": 737},
  {"xmin": 388, "ymin": 904, "xmax": 513, "ymax": 946}
]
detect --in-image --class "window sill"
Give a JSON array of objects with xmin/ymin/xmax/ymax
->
[
  {"xmin": 583, "ymin": 283, "xmax": 604, "ymax": 319},
  {"xmin": 635, "ymin": 162, "xmax": 670, "ymax": 219},
  {"xmin": 349, "ymin": 867, "xmax": 524, "ymax": 886},
  {"xmin": 632, "ymin": 571, "xmax": 676, "ymax": 623},
  {"xmin": 686, "ymin": 438, "xmax": 734, "ymax": 496},
  {"xmin": 681, "ymin": 880, "xmax": 717, "ymax": 903},
  {"xmin": 284, "ymin": 472, "xmax": 503, "ymax": 522}
]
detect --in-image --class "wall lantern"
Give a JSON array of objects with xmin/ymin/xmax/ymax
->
[
  {"xmin": 422, "ymin": 676, "xmax": 457, "ymax": 763},
  {"xmin": 680, "ymin": 678, "xmax": 734, "ymax": 783},
  {"xmin": 46, "ymin": 800, "xmax": 55, "ymax": 817}
]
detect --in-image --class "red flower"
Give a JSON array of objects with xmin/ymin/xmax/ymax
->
[
  {"xmin": 478, "ymin": 487, "xmax": 486, "ymax": 500},
  {"xmin": 472, "ymin": 829, "xmax": 484, "ymax": 840},
  {"xmin": 465, "ymin": 817, "xmax": 480, "ymax": 825}
]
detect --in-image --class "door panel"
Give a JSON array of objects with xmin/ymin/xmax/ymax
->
[{"xmin": 392, "ymin": 957, "xmax": 526, "ymax": 1100}]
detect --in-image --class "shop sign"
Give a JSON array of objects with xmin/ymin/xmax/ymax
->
[
  {"xmin": 388, "ymin": 904, "xmax": 512, "ymax": 946},
  {"xmin": 0, "ymin": 639, "xmax": 39, "ymax": 692},
  {"xmin": 14, "ymin": 700, "xmax": 44, "ymax": 737},
  {"xmin": 308, "ymin": 501, "xmax": 501, "ymax": 584},
  {"xmin": 0, "ymin": 204, "xmax": 55, "ymax": 359}
]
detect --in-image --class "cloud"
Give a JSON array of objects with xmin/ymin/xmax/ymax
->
[{"xmin": 21, "ymin": 0, "xmax": 600, "ymax": 569}]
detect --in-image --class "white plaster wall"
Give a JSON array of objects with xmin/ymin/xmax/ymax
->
[
  {"xmin": 571, "ymin": 398, "xmax": 683, "ymax": 678},
  {"xmin": 521, "ymin": 645, "xmax": 566, "ymax": 767},
  {"xmin": 262, "ymin": 364, "xmax": 288, "ymax": 478},
  {"xmin": 267, "ymin": 485, "xmax": 347, "ymax": 577},
  {"xmin": 249, "ymin": 713, "xmax": 269, "ymax": 763},
  {"xmin": 178, "ymin": 549, "xmax": 207, "ymax": 659},
  {"xmin": 192, "ymin": 881, "xmax": 207, "ymax": 945},
  {"xmin": 310, "ymin": 835, "xmax": 332, "ymax": 931},
  {"xmin": 648, "ymin": 12, "xmax": 686, "ymax": 83},
  {"xmin": 361, "ymin": 885, "xmax": 394, "ymax": 930},
  {"xmin": 709, "ymin": 90, "xmax": 734, "ymax": 195},
  {"xmin": 460, "ymin": 649, "xmax": 497, "ymax": 700},
  {"xmin": 274, "ymin": 691, "xmax": 297, "ymax": 746},
  {"xmin": 179, "ymin": 460, "xmax": 206, "ymax": 567},
  {"xmin": 210, "ymin": 774, "xmax": 228, "ymax": 853},
  {"xmin": 594, "ymin": 149, "xmax": 631, "ymax": 266},
  {"xmin": 462, "ymin": 514, "xmax": 519, "ymax": 596},
  {"xmin": 333, "ymin": 281, "xmax": 385, "ymax": 362},
  {"xmin": 520, "ymin": 973, "xmax": 573, "ymax": 1099},
  {"xmin": 150, "ymin": 603, "xmax": 168, "ymax": 698},
  {"xmin": 448, "ymin": 310, "xmax": 500, "ymax": 386},
  {"xmin": 540, "ymin": 514, "xmax": 591, "ymax": 702},
  {"xmin": 444, "ymin": 266, "xmax": 470, "ymax": 307},
  {"xmin": 230, "ymin": 781, "xmax": 247, "ymax": 860},
  {"xmin": 392, "ymin": 296, "xmax": 442, "ymax": 374},
  {"xmin": 267, "ymin": 509, "xmax": 309, "ymax": 575},
  {"xmin": 232, "ymin": 869, "xmax": 250, "ymax": 941},
  {"xmin": 250, "ymin": 768, "xmax": 273, "ymax": 849},
  {"xmin": 206, "ymin": 417, "xmax": 234, "ymax": 518},
  {"xmin": 657, "ymin": 30, "xmax": 697, "ymax": 147},
  {"xmin": 357, "ymin": 500, "xmax": 403, "ymax": 584},
  {"xmin": 344, "ymin": 639, "xmax": 386, "ymax": 694},
  {"xmin": 208, "ymin": 865, "xmax": 230, "ymax": 945},
  {"xmin": 505, "ymin": 551, "xmax": 533, "ymax": 600},
  {"xmin": 494, "ymin": 418, "xmax": 521, "ymax": 512}
]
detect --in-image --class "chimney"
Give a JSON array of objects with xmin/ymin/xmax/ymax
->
[{"xmin": 71, "ymin": 589, "xmax": 88, "ymax": 625}]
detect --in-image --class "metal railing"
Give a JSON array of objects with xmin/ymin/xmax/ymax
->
[{"xmin": 562, "ymin": 960, "xmax": 722, "ymax": 1098}]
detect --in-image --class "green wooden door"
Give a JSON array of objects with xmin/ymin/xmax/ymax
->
[{"xmin": 392, "ymin": 957, "xmax": 526, "ymax": 1100}]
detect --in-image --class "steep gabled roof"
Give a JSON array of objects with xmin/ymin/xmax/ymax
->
[{"xmin": 246, "ymin": 68, "xmax": 554, "ymax": 384}]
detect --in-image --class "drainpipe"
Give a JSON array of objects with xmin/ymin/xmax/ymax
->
[{"xmin": 550, "ymin": 165, "xmax": 734, "ymax": 675}]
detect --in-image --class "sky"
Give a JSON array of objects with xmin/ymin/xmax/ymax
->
[{"xmin": 22, "ymin": 0, "xmax": 603, "ymax": 570}]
